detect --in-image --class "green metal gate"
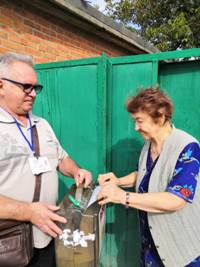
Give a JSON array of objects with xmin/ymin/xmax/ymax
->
[
  {"xmin": 34, "ymin": 48, "xmax": 200, "ymax": 267},
  {"xmin": 34, "ymin": 56, "xmax": 107, "ymax": 201}
]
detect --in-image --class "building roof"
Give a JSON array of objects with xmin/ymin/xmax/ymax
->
[{"xmin": 28, "ymin": 0, "xmax": 159, "ymax": 54}]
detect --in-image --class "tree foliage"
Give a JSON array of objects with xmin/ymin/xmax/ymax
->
[{"xmin": 105, "ymin": 0, "xmax": 200, "ymax": 51}]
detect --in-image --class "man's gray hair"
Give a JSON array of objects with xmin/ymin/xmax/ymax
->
[{"xmin": 0, "ymin": 52, "xmax": 34, "ymax": 77}]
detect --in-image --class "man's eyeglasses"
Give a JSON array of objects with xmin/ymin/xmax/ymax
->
[{"xmin": 1, "ymin": 78, "xmax": 43, "ymax": 94}]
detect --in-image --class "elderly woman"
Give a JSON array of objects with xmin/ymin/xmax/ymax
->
[{"xmin": 98, "ymin": 87, "xmax": 200, "ymax": 267}]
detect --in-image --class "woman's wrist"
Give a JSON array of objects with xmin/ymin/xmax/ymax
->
[
  {"xmin": 120, "ymin": 191, "xmax": 129, "ymax": 206},
  {"xmin": 117, "ymin": 178, "xmax": 125, "ymax": 187},
  {"xmin": 117, "ymin": 174, "xmax": 135, "ymax": 188},
  {"xmin": 116, "ymin": 178, "xmax": 121, "ymax": 186}
]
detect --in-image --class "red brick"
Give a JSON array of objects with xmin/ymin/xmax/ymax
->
[
  {"xmin": 25, "ymin": 47, "xmax": 41, "ymax": 57},
  {"xmin": 1, "ymin": 39, "xmax": 21, "ymax": 50},
  {"xmin": 24, "ymin": 33, "xmax": 39, "ymax": 44},
  {"xmin": 0, "ymin": 15, "xmax": 15, "ymax": 27},
  {"xmin": 0, "ymin": 30, "xmax": 8, "ymax": 39},
  {"xmin": 0, "ymin": 47, "xmax": 8, "ymax": 53},
  {"xmin": 24, "ymin": 19, "xmax": 41, "ymax": 31},
  {"xmin": 33, "ymin": 30, "xmax": 49, "ymax": 40}
]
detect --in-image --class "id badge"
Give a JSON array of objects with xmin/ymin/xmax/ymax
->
[{"xmin": 29, "ymin": 156, "xmax": 52, "ymax": 175}]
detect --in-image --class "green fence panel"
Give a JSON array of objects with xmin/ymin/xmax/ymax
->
[
  {"xmin": 34, "ymin": 56, "xmax": 107, "ymax": 202},
  {"xmin": 32, "ymin": 48, "xmax": 200, "ymax": 267},
  {"xmin": 159, "ymin": 60, "xmax": 200, "ymax": 139}
]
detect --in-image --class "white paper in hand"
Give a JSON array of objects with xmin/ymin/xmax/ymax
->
[{"xmin": 86, "ymin": 186, "xmax": 101, "ymax": 208}]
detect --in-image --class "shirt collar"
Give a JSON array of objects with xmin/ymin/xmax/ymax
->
[{"xmin": 0, "ymin": 107, "xmax": 40, "ymax": 125}]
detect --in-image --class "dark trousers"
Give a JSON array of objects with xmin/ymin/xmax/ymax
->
[{"xmin": 27, "ymin": 239, "xmax": 56, "ymax": 267}]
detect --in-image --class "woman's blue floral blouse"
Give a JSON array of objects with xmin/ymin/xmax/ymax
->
[{"xmin": 138, "ymin": 142, "xmax": 200, "ymax": 267}]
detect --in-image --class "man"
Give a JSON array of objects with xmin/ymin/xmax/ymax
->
[{"xmin": 0, "ymin": 52, "xmax": 92, "ymax": 266}]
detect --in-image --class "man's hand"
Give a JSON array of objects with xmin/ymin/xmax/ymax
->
[
  {"xmin": 58, "ymin": 156, "xmax": 92, "ymax": 187},
  {"xmin": 74, "ymin": 168, "xmax": 92, "ymax": 188},
  {"xmin": 28, "ymin": 202, "xmax": 67, "ymax": 238}
]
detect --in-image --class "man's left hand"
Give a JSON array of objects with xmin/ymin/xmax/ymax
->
[{"xmin": 74, "ymin": 168, "xmax": 92, "ymax": 188}]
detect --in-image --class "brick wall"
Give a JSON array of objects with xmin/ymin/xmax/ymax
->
[{"xmin": 0, "ymin": 0, "xmax": 132, "ymax": 64}]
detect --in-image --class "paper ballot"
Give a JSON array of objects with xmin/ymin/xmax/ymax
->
[{"xmin": 86, "ymin": 186, "xmax": 101, "ymax": 208}]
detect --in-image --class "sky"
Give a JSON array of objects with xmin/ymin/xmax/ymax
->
[
  {"xmin": 90, "ymin": 0, "xmax": 106, "ymax": 12},
  {"xmin": 90, "ymin": 0, "xmax": 139, "ymax": 30}
]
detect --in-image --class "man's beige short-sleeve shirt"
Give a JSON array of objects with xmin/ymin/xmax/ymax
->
[{"xmin": 0, "ymin": 108, "xmax": 68, "ymax": 248}]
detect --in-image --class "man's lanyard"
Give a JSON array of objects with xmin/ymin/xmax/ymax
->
[{"xmin": 12, "ymin": 114, "xmax": 35, "ymax": 155}]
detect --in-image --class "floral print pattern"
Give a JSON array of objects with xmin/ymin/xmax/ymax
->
[
  {"xmin": 138, "ymin": 142, "xmax": 200, "ymax": 267},
  {"xmin": 168, "ymin": 143, "xmax": 200, "ymax": 203}
]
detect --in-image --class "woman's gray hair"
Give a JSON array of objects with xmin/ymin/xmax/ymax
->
[{"xmin": 0, "ymin": 52, "xmax": 34, "ymax": 77}]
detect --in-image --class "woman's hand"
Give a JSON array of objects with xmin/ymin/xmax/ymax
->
[
  {"xmin": 98, "ymin": 183, "xmax": 125, "ymax": 205},
  {"xmin": 98, "ymin": 172, "xmax": 119, "ymax": 185}
]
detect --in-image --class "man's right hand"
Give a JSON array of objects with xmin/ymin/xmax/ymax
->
[{"xmin": 28, "ymin": 202, "xmax": 67, "ymax": 238}]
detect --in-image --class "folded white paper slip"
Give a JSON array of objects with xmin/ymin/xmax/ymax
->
[{"xmin": 86, "ymin": 186, "xmax": 101, "ymax": 208}]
